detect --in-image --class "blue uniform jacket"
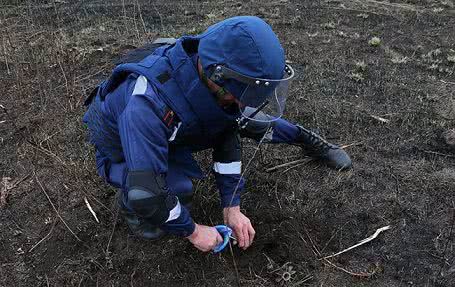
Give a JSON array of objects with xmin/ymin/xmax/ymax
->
[{"xmin": 83, "ymin": 39, "xmax": 245, "ymax": 237}]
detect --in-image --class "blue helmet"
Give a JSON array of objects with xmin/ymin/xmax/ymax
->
[{"xmin": 197, "ymin": 16, "xmax": 295, "ymax": 121}]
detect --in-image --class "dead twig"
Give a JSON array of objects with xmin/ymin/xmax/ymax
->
[
  {"xmin": 423, "ymin": 150, "xmax": 455, "ymax": 158},
  {"xmin": 57, "ymin": 58, "xmax": 70, "ymax": 97},
  {"xmin": 297, "ymin": 226, "xmax": 322, "ymax": 257},
  {"xmin": 281, "ymin": 160, "xmax": 313, "ymax": 174},
  {"xmin": 323, "ymin": 259, "xmax": 379, "ymax": 278},
  {"xmin": 340, "ymin": 141, "xmax": 364, "ymax": 149},
  {"xmin": 321, "ymin": 225, "xmax": 391, "ymax": 260},
  {"xmin": 28, "ymin": 219, "xmax": 57, "ymax": 253},
  {"xmin": 274, "ymin": 182, "xmax": 282, "ymax": 209},
  {"xmin": 86, "ymin": 191, "xmax": 113, "ymax": 216},
  {"xmin": 106, "ymin": 208, "xmax": 119, "ymax": 264},
  {"xmin": 136, "ymin": 0, "xmax": 147, "ymax": 34},
  {"xmin": 84, "ymin": 197, "xmax": 100, "ymax": 223},
  {"xmin": 28, "ymin": 141, "xmax": 66, "ymax": 165},
  {"xmin": 35, "ymin": 174, "xmax": 81, "ymax": 242},
  {"xmin": 291, "ymin": 275, "xmax": 313, "ymax": 287},
  {"xmin": 228, "ymin": 241, "xmax": 241, "ymax": 287},
  {"xmin": 266, "ymin": 158, "xmax": 311, "ymax": 172},
  {"xmin": 370, "ymin": 115, "xmax": 390, "ymax": 123}
]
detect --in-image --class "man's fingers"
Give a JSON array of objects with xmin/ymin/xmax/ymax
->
[
  {"xmin": 248, "ymin": 224, "xmax": 255, "ymax": 246},
  {"xmin": 236, "ymin": 226, "xmax": 245, "ymax": 248},
  {"xmin": 242, "ymin": 226, "xmax": 250, "ymax": 249},
  {"xmin": 213, "ymin": 231, "xmax": 223, "ymax": 250}
]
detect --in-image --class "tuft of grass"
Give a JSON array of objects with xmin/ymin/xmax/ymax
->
[
  {"xmin": 441, "ymin": 0, "xmax": 454, "ymax": 8},
  {"xmin": 368, "ymin": 36, "xmax": 381, "ymax": 47},
  {"xmin": 391, "ymin": 56, "xmax": 409, "ymax": 64},
  {"xmin": 349, "ymin": 72, "xmax": 365, "ymax": 82},
  {"xmin": 322, "ymin": 21, "xmax": 336, "ymax": 30},
  {"xmin": 355, "ymin": 60, "xmax": 367, "ymax": 72}
]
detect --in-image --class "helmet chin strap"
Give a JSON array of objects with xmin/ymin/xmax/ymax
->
[{"xmin": 198, "ymin": 59, "xmax": 229, "ymax": 100}]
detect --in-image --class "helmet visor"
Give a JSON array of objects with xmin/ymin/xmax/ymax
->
[{"xmin": 212, "ymin": 64, "xmax": 295, "ymax": 122}]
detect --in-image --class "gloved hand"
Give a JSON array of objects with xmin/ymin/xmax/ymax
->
[
  {"xmin": 223, "ymin": 206, "xmax": 255, "ymax": 250},
  {"xmin": 186, "ymin": 223, "xmax": 223, "ymax": 252}
]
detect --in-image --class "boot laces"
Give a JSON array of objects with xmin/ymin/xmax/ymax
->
[
  {"xmin": 307, "ymin": 130, "xmax": 332, "ymax": 151},
  {"xmin": 302, "ymin": 128, "xmax": 338, "ymax": 155}
]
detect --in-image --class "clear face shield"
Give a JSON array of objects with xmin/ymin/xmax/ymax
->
[{"xmin": 209, "ymin": 64, "xmax": 295, "ymax": 122}]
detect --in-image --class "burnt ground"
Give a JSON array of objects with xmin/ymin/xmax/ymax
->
[{"xmin": 1, "ymin": 0, "xmax": 455, "ymax": 286}]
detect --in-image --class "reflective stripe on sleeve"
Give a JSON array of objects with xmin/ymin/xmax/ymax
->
[
  {"xmin": 168, "ymin": 122, "xmax": 182, "ymax": 142},
  {"xmin": 213, "ymin": 161, "xmax": 242, "ymax": 175},
  {"xmin": 132, "ymin": 75, "xmax": 148, "ymax": 95},
  {"xmin": 165, "ymin": 200, "xmax": 182, "ymax": 222}
]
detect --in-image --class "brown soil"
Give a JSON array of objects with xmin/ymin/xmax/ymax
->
[{"xmin": 1, "ymin": 1, "xmax": 455, "ymax": 286}]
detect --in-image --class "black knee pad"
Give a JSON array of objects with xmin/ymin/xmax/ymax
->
[{"xmin": 127, "ymin": 171, "xmax": 178, "ymax": 226}]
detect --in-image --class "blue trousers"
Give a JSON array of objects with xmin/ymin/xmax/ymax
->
[
  {"xmin": 96, "ymin": 117, "xmax": 300, "ymax": 207},
  {"xmin": 96, "ymin": 150, "xmax": 196, "ymax": 209}
]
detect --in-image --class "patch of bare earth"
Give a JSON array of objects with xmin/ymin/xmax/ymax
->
[{"xmin": 1, "ymin": 0, "xmax": 455, "ymax": 286}]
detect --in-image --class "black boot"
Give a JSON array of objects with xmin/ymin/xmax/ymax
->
[
  {"xmin": 116, "ymin": 190, "xmax": 166, "ymax": 240},
  {"xmin": 296, "ymin": 125, "xmax": 352, "ymax": 170}
]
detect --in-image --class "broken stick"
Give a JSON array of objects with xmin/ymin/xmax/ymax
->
[
  {"xmin": 35, "ymin": 174, "xmax": 82, "ymax": 242},
  {"xmin": 321, "ymin": 225, "xmax": 391, "ymax": 260},
  {"xmin": 84, "ymin": 197, "xmax": 100, "ymax": 223},
  {"xmin": 265, "ymin": 158, "xmax": 312, "ymax": 172}
]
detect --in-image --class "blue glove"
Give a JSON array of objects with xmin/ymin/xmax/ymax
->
[{"xmin": 213, "ymin": 225, "xmax": 233, "ymax": 253}]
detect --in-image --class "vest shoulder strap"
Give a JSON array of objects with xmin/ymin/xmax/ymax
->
[{"xmin": 100, "ymin": 46, "xmax": 172, "ymax": 99}]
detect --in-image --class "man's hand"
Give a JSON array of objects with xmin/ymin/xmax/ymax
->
[
  {"xmin": 223, "ymin": 206, "xmax": 255, "ymax": 250},
  {"xmin": 186, "ymin": 223, "xmax": 223, "ymax": 252}
]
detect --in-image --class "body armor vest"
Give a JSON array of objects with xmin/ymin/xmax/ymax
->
[{"xmin": 97, "ymin": 37, "xmax": 239, "ymax": 149}]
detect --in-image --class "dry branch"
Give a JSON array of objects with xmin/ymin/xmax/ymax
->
[
  {"xmin": 281, "ymin": 160, "xmax": 312, "ymax": 174},
  {"xmin": 370, "ymin": 115, "xmax": 390, "ymax": 123},
  {"xmin": 106, "ymin": 209, "xmax": 119, "ymax": 255},
  {"xmin": 28, "ymin": 220, "xmax": 56, "ymax": 253},
  {"xmin": 323, "ymin": 259, "xmax": 379, "ymax": 278},
  {"xmin": 322, "ymin": 225, "xmax": 391, "ymax": 260},
  {"xmin": 84, "ymin": 197, "xmax": 100, "ymax": 223},
  {"xmin": 266, "ymin": 158, "xmax": 312, "ymax": 172},
  {"xmin": 35, "ymin": 174, "xmax": 82, "ymax": 242},
  {"xmin": 340, "ymin": 141, "xmax": 364, "ymax": 149}
]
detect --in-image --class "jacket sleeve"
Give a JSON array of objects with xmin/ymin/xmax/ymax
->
[
  {"xmin": 118, "ymin": 77, "xmax": 195, "ymax": 237},
  {"xmin": 212, "ymin": 128, "xmax": 244, "ymax": 208}
]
